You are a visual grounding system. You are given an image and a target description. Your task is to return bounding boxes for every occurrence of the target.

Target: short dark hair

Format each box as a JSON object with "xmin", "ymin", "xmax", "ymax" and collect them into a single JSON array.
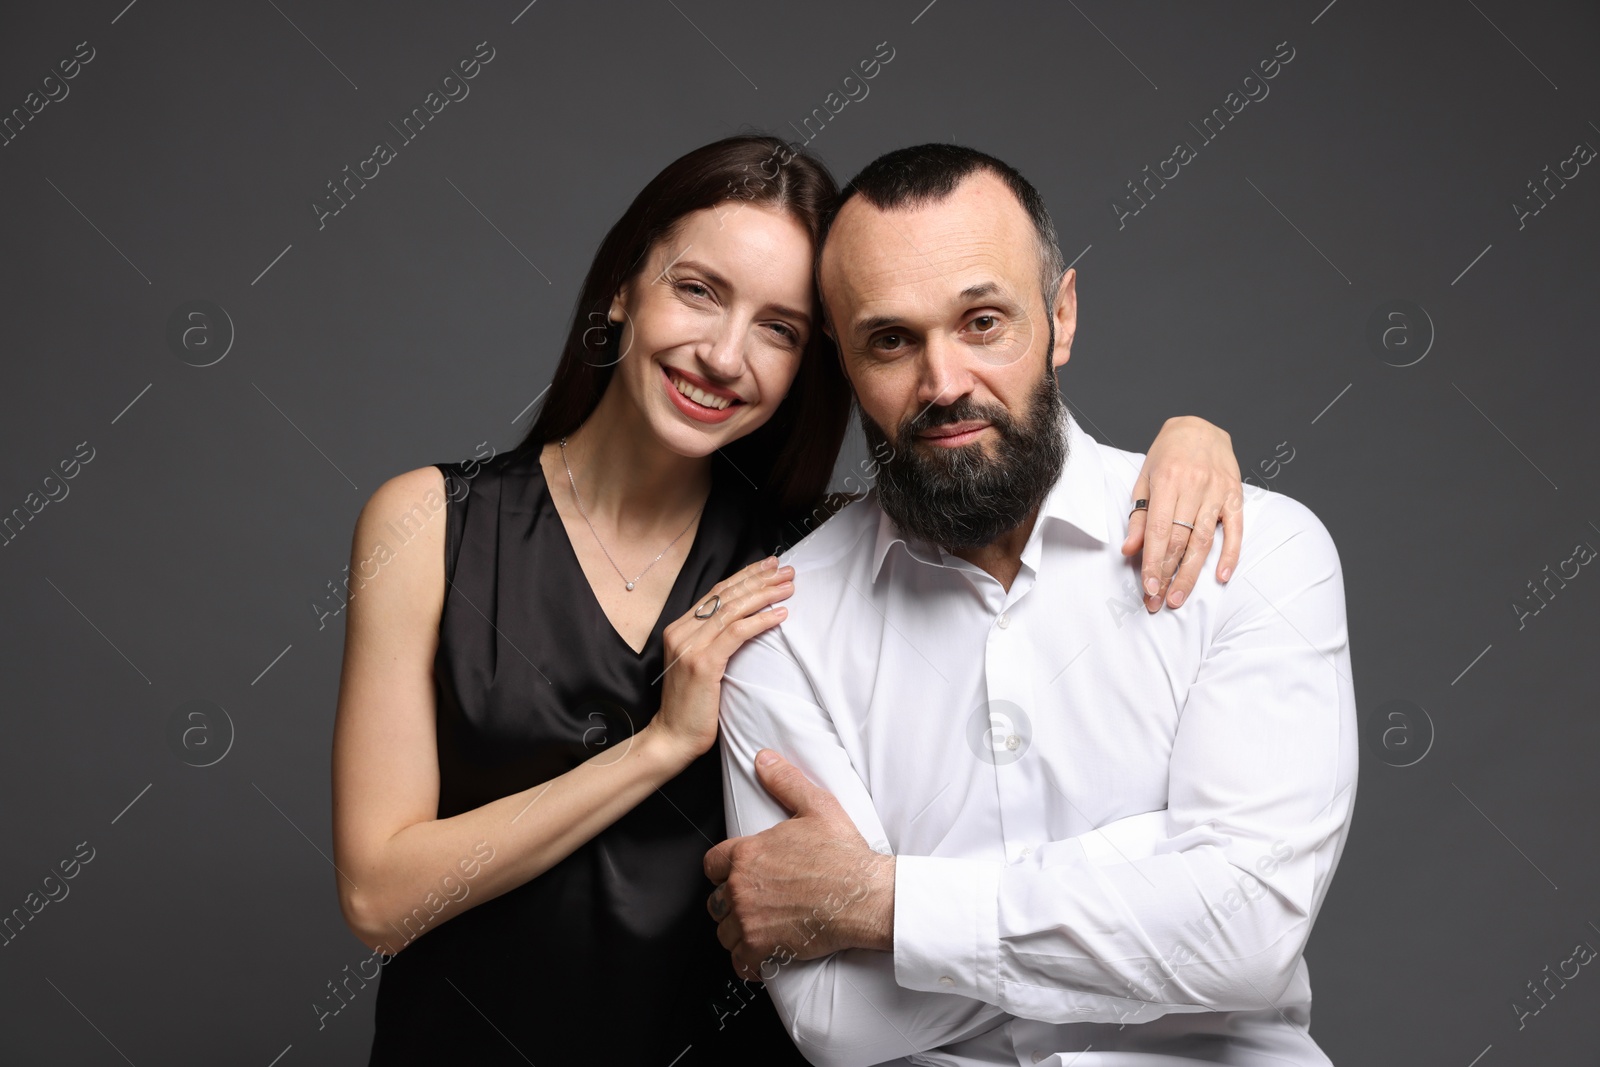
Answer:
[{"xmin": 817, "ymin": 143, "xmax": 1066, "ymax": 314}]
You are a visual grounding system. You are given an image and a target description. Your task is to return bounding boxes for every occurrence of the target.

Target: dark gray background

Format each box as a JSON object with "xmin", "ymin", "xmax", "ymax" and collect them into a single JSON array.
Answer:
[{"xmin": 2, "ymin": 0, "xmax": 1597, "ymax": 1063}]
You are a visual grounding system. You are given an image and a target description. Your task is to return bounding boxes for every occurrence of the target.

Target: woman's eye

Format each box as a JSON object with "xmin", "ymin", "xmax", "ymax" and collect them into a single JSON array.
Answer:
[
  {"xmin": 767, "ymin": 322, "xmax": 798, "ymax": 343},
  {"xmin": 678, "ymin": 281, "xmax": 712, "ymax": 299}
]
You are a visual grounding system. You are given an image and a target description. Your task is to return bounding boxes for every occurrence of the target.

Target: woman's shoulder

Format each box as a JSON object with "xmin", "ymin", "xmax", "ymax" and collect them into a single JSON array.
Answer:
[
  {"xmin": 431, "ymin": 444, "xmax": 540, "ymax": 498},
  {"xmin": 363, "ymin": 464, "xmax": 449, "ymax": 516},
  {"xmin": 356, "ymin": 445, "xmax": 533, "ymax": 533}
]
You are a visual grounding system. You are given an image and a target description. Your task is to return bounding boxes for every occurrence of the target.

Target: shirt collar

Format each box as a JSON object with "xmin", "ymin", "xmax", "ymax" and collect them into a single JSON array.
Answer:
[{"xmin": 870, "ymin": 405, "xmax": 1111, "ymax": 582}]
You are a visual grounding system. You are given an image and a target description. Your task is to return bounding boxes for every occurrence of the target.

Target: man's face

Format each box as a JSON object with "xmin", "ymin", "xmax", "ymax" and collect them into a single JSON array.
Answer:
[{"xmin": 818, "ymin": 170, "xmax": 1078, "ymax": 549}]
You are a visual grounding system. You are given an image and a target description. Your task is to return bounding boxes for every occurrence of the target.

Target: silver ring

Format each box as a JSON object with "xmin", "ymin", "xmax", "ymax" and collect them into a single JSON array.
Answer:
[
  {"xmin": 1129, "ymin": 499, "xmax": 1148, "ymax": 519},
  {"xmin": 1171, "ymin": 520, "xmax": 1196, "ymax": 531},
  {"xmin": 694, "ymin": 594, "xmax": 721, "ymax": 620}
]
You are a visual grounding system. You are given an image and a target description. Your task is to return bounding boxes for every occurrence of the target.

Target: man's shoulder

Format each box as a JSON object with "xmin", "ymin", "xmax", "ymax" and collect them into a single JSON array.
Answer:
[
  {"xmin": 723, "ymin": 489, "xmax": 884, "ymax": 676},
  {"xmin": 776, "ymin": 488, "xmax": 884, "ymax": 576},
  {"xmin": 1229, "ymin": 483, "xmax": 1342, "ymax": 585}
]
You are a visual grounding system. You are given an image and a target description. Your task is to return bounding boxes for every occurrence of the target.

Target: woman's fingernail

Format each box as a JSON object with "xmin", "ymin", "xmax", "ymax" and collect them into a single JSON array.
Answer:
[
  {"xmin": 1219, "ymin": 566, "xmax": 1232, "ymax": 582},
  {"xmin": 1145, "ymin": 577, "xmax": 1159, "ymax": 597},
  {"xmin": 1170, "ymin": 588, "xmax": 1185, "ymax": 606}
]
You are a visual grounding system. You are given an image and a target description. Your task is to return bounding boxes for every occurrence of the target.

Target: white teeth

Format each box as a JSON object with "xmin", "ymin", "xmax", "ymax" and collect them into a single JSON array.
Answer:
[{"xmin": 669, "ymin": 371, "xmax": 734, "ymax": 410}]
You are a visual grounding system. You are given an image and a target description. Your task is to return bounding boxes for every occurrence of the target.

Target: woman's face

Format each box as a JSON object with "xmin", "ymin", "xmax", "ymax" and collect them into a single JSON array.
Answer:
[{"xmin": 606, "ymin": 201, "xmax": 815, "ymax": 458}]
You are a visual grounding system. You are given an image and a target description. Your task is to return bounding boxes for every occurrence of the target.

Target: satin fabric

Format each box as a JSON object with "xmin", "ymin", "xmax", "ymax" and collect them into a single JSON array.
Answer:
[{"xmin": 366, "ymin": 446, "xmax": 807, "ymax": 1065}]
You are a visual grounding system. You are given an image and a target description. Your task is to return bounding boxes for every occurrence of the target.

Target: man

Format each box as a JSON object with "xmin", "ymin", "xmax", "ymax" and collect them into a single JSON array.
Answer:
[{"xmin": 703, "ymin": 144, "xmax": 1357, "ymax": 1067}]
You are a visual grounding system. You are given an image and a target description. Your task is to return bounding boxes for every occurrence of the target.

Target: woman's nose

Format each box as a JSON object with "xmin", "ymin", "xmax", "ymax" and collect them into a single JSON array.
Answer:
[{"xmin": 699, "ymin": 325, "xmax": 746, "ymax": 379}]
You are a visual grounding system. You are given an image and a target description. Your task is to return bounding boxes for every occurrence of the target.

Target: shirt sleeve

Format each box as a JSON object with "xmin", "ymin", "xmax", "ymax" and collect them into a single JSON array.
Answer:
[
  {"xmin": 719, "ymin": 629, "xmax": 1010, "ymax": 1067},
  {"xmin": 719, "ymin": 631, "xmax": 1189, "ymax": 1066},
  {"xmin": 892, "ymin": 497, "xmax": 1360, "ymax": 1027}
]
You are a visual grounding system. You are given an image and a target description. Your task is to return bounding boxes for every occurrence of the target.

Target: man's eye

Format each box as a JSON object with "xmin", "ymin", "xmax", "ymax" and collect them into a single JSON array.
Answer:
[
  {"xmin": 971, "ymin": 315, "xmax": 1000, "ymax": 333},
  {"xmin": 874, "ymin": 333, "xmax": 904, "ymax": 351}
]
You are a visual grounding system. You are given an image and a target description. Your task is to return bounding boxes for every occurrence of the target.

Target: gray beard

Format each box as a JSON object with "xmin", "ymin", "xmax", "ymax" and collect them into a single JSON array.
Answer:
[{"xmin": 861, "ymin": 370, "xmax": 1068, "ymax": 552}]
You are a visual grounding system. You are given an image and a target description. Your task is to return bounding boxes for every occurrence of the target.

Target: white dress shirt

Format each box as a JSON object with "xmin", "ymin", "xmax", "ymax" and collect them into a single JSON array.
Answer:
[{"xmin": 717, "ymin": 407, "xmax": 1358, "ymax": 1067}]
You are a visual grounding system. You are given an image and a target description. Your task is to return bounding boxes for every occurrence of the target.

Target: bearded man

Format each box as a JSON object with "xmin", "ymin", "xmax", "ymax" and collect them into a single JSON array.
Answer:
[{"xmin": 703, "ymin": 143, "xmax": 1357, "ymax": 1067}]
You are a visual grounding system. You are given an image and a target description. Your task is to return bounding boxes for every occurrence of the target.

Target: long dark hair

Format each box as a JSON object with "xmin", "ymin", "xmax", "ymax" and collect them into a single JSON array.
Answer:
[{"xmin": 509, "ymin": 135, "xmax": 851, "ymax": 523}]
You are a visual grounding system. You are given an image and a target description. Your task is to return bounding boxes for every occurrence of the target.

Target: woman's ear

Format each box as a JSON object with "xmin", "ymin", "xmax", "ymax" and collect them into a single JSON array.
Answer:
[{"xmin": 608, "ymin": 285, "xmax": 629, "ymax": 323}]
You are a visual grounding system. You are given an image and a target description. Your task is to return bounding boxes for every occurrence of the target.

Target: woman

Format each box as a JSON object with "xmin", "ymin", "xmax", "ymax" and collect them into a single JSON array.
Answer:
[{"xmin": 331, "ymin": 135, "xmax": 1244, "ymax": 1065}]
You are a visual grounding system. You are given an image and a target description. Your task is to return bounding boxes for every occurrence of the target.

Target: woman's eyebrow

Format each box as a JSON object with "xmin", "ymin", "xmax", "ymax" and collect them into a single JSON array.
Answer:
[
  {"xmin": 667, "ymin": 258, "xmax": 808, "ymax": 323},
  {"xmin": 768, "ymin": 301, "xmax": 811, "ymax": 324},
  {"xmin": 656, "ymin": 257, "xmax": 724, "ymax": 285}
]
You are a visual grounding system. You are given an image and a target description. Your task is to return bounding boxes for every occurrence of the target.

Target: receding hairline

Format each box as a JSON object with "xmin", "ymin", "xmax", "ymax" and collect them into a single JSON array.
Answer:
[{"xmin": 817, "ymin": 168, "xmax": 1059, "ymax": 322}]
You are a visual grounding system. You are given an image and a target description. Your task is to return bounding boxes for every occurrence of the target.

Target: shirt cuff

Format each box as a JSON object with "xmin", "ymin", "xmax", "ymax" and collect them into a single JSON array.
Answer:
[{"xmin": 892, "ymin": 854, "xmax": 1003, "ymax": 1003}]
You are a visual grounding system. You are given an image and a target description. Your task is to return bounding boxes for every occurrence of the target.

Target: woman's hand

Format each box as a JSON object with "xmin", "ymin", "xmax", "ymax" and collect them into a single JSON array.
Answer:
[
  {"xmin": 651, "ymin": 556, "xmax": 795, "ymax": 766},
  {"xmin": 1123, "ymin": 416, "xmax": 1244, "ymax": 612}
]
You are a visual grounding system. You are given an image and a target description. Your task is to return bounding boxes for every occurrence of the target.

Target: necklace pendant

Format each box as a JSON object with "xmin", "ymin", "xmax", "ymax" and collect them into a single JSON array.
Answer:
[{"xmin": 625, "ymin": 581, "xmax": 635, "ymax": 591}]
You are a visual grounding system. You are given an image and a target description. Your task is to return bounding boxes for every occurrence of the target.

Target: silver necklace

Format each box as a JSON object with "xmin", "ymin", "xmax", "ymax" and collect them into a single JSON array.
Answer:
[{"xmin": 558, "ymin": 437, "xmax": 704, "ymax": 591}]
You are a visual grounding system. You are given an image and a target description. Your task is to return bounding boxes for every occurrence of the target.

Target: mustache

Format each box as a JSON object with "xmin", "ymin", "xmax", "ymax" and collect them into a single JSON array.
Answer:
[{"xmin": 901, "ymin": 397, "xmax": 1013, "ymax": 438}]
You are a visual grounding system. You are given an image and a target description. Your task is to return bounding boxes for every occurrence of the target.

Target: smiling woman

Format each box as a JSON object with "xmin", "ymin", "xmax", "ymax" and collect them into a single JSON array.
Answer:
[{"xmin": 602, "ymin": 210, "xmax": 816, "ymax": 442}]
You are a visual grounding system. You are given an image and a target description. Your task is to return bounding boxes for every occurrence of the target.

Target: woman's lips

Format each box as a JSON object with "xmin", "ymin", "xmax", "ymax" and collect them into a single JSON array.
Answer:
[{"xmin": 661, "ymin": 365, "xmax": 742, "ymax": 424}]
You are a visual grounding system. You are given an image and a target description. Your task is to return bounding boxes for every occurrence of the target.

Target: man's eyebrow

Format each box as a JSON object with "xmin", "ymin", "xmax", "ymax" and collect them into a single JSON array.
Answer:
[
  {"xmin": 851, "ymin": 313, "xmax": 903, "ymax": 341},
  {"xmin": 850, "ymin": 282, "xmax": 1014, "ymax": 341}
]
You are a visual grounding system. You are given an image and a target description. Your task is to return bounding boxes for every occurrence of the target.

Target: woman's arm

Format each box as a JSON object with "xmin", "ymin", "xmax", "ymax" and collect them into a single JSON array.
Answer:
[
  {"xmin": 1122, "ymin": 415, "xmax": 1244, "ymax": 612},
  {"xmin": 329, "ymin": 466, "xmax": 789, "ymax": 954}
]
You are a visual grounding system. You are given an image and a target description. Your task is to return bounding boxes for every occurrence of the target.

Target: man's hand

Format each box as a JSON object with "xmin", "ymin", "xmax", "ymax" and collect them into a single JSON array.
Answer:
[{"xmin": 703, "ymin": 749, "xmax": 895, "ymax": 981}]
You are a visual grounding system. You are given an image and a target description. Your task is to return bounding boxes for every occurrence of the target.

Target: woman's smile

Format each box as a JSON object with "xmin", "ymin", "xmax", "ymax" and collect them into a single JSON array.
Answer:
[{"xmin": 661, "ymin": 363, "xmax": 747, "ymax": 423}]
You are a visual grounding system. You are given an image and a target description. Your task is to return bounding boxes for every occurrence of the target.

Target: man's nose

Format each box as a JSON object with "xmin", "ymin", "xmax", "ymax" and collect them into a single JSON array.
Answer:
[{"xmin": 916, "ymin": 332, "xmax": 972, "ymax": 408}]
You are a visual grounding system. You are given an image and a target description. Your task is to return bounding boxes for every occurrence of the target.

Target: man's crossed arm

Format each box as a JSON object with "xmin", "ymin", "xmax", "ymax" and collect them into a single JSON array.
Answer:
[{"xmin": 705, "ymin": 503, "xmax": 1357, "ymax": 1067}]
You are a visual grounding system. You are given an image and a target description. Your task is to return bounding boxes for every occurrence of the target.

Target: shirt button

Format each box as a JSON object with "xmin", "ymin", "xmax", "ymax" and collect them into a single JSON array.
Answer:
[
  {"xmin": 938, "ymin": 975, "xmax": 955, "ymax": 988},
  {"xmin": 997, "ymin": 613, "xmax": 1011, "ymax": 629},
  {"xmin": 1031, "ymin": 1052, "xmax": 1047, "ymax": 1064},
  {"xmin": 1020, "ymin": 846, "xmax": 1033, "ymax": 858},
  {"xmin": 1005, "ymin": 734, "xmax": 1021, "ymax": 751}
]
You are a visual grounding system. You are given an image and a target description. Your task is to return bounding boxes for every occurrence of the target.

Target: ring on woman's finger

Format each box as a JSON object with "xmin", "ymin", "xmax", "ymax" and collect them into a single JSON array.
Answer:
[
  {"xmin": 1171, "ymin": 520, "xmax": 1195, "ymax": 531},
  {"xmin": 694, "ymin": 594, "xmax": 721, "ymax": 620}
]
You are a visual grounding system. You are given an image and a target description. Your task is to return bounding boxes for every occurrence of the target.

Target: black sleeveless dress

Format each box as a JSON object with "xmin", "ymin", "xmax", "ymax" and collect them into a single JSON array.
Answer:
[{"xmin": 366, "ymin": 446, "xmax": 810, "ymax": 1065}]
